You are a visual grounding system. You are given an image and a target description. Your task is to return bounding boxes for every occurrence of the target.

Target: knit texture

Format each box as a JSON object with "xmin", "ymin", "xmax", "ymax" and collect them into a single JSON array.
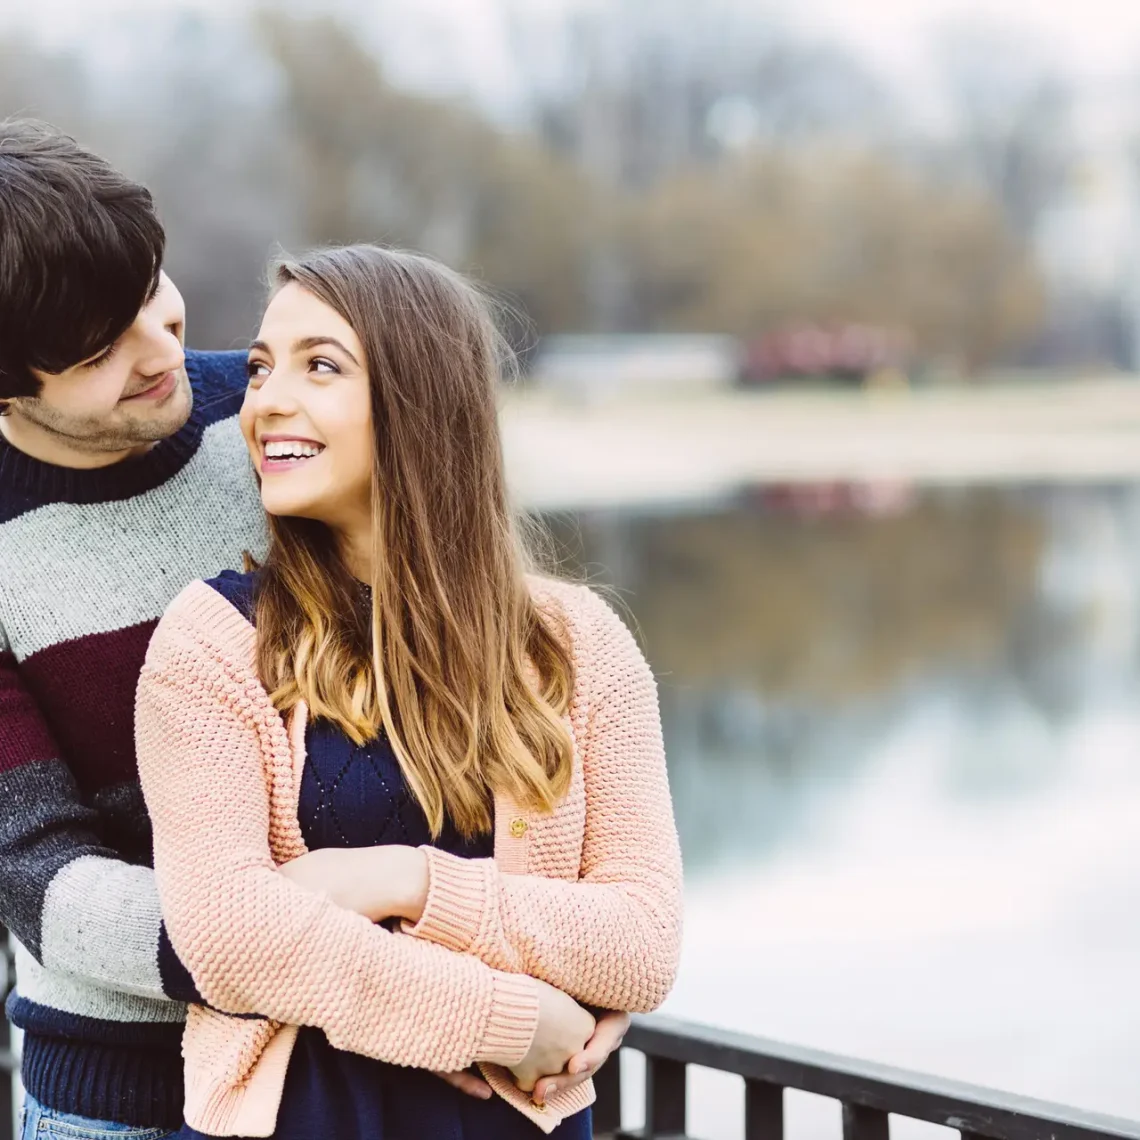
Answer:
[
  {"xmin": 135, "ymin": 576, "xmax": 683, "ymax": 1137},
  {"xmin": 0, "ymin": 351, "xmax": 268, "ymax": 1128}
]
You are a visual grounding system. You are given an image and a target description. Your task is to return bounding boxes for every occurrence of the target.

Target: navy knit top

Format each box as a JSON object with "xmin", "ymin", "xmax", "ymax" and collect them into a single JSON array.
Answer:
[{"xmin": 177, "ymin": 571, "xmax": 591, "ymax": 1140}]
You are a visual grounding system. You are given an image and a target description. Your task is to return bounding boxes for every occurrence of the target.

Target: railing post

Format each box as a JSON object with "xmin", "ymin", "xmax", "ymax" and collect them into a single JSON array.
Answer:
[
  {"xmin": 745, "ymin": 1080, "xmax": 784, "ymax": 1140},
  {"xmin": 0, "ymin": 1001, "xmax": 10, "ymax": 1140},
  {"xmin": 593, "ymin": 1051, "xmax": 622, "ymax": 1137},
  {"xmin": 645, "ymin": 1055, "xmax": 687, "ymax": 1138},
  {"xmin": 1, "ymin": 930, "xmax": 13, "ymax": 1140},
  {"xmin": 843, "ymin": 1104, "xmax": 889, "ymax": 1140}
]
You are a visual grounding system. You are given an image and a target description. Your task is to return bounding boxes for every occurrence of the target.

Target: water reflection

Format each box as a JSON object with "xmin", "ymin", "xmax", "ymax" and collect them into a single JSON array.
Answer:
[{"xmin": 546, "ymin": 485, "xmax": 1140, "ymax": 1136}]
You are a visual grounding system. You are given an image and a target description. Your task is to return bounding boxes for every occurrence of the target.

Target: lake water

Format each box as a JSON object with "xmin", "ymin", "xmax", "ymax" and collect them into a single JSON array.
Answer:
[{"xmin": 548, "ymin": 484, "xmax": 1140, "ymax": 1138}]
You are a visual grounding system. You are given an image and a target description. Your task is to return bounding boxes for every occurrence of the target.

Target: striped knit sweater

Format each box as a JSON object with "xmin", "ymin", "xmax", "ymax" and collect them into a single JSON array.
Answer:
[{"xmin": 0, "ymin": 351, "xmax": 268, "ymax": 1129}]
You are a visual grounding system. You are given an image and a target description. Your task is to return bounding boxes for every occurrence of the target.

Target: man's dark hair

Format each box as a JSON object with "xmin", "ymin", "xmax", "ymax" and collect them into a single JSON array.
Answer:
[{"xmin": 0, "ymin": 119, "xmax": 165, "ymax": 400}]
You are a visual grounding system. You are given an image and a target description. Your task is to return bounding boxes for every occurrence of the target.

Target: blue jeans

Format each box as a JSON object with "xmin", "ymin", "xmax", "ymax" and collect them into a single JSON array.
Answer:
[{"xmin": 20, "ymin": 1096, "xmax": 174, "ymax": 1140}]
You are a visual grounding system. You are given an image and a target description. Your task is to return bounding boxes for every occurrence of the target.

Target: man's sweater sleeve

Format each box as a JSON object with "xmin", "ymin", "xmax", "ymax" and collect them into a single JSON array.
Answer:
[{"xmin": 0, "ymin": 625, "xmax": 199, "ymax": 1003}]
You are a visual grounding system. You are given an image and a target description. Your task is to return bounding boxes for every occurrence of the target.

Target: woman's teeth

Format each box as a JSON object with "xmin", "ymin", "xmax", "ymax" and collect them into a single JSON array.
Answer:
[{"xmin": 264, "ymin": 441, "xmax": 324, "ymax": 460}]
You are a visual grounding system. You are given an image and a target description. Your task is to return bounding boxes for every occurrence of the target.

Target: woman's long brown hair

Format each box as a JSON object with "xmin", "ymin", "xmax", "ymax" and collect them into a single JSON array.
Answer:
[{"xmin": 253, "ymin": 245, "xmax": 575, "ymax": 837}]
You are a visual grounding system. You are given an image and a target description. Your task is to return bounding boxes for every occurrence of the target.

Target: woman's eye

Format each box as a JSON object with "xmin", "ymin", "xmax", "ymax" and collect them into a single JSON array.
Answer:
[
  {"xmin": 311, "ymin": 357, "xmax": 339, "ymax": 375},
  {"xmin": 246, "ymin": 360, "xmax": 270, "ymax": 381}
]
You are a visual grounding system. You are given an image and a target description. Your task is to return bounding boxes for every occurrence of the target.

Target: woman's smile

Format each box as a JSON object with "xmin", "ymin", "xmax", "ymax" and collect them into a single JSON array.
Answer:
[{"xmin": 259, "ymin": 434, "xmax": 327, "ymax": 475}]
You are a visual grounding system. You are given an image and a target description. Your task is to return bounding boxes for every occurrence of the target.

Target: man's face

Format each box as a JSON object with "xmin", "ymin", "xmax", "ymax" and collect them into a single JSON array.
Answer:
[{"xmin": 8, "ymin": 272, "xmax": 192, "ymax": 455}]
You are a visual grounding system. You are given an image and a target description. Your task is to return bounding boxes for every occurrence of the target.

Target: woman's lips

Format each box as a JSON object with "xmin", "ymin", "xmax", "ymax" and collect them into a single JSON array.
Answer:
[
  {"xmin": 259, "ymin": 455, "xmax": 322, "ymax": 475},
  {"xmin": 259, "ymin": 448, "xmax": 325, "ymax": 476}
]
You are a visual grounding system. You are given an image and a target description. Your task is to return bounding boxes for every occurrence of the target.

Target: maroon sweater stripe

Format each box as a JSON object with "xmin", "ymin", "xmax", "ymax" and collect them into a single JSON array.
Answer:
[
  {"xmin": 0, "ymin": 652, "xmax": 61, "ymax": 773},
  {"xmin": 18, "ymin": 621, "xmax": 159, "ymax": 795}
]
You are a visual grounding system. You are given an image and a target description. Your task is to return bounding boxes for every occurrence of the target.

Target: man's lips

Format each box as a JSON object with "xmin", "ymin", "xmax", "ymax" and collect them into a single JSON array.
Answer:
[{"xmin": 122, "ymin": 371, "xmax": 178, "ymax": 402}]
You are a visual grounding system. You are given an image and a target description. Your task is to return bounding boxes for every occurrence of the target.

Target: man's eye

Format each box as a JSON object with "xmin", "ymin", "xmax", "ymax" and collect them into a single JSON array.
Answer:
[{"xmin": 83, "ymin": 342, "xmax": 120, "ymax": 371}]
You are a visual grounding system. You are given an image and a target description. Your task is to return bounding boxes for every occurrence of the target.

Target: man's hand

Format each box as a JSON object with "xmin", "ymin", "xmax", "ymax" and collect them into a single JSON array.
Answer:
[{"xmin": 532, "ymin": 1009, "xmax": 630, "ymax": 1105}]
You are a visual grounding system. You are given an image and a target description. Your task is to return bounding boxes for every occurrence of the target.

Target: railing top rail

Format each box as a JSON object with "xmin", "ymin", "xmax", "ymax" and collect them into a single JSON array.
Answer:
[{"xmin": 627, "ymin": 1016, "xmax": 1140, "ymax": 1140}]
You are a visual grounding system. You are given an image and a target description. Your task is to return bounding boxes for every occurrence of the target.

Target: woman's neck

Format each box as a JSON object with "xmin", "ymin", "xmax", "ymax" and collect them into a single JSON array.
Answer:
[{"xmin": 336, "ymin": 524, "xmax": 373, "ymax": 585}]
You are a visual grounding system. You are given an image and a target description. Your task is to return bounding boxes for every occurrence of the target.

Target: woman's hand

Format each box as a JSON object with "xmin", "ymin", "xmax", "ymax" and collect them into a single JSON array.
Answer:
[
  {"xmin": 532, "ymin": 1009, "xmax": 630, "ymax": 1105},
  {"xmin": 278, "ymin": 846, "xmax": 429, "ymax": 924},
  {"xmin": 433, "ymin": 1069, "xmax": 494, "ymax": 1101},
  {"xmin": 432, "ymin": 1010, "xmax": 630, "ymax": 1104},
  {"xmin": 509, "ymin": 979, "xmax": 596, "ymax": 1093}
]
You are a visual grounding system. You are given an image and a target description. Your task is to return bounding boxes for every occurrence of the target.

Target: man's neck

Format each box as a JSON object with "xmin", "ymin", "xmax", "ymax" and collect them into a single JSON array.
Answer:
[{"xmin": 0, "ymin": 412, "xmax": 154, "ymax": 470}]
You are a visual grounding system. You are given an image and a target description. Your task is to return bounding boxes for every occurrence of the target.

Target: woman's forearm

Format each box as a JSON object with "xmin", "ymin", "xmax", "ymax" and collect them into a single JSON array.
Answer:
[{"xmin": 277, "ymin": 845, "xmax": 429, "ymax": 923}]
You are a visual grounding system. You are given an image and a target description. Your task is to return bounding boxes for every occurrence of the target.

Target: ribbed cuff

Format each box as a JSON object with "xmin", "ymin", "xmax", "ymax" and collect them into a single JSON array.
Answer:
[
  {"xmin": 403, "ymin": 847, "xmax": 492, "ymax": 953},
  {"xmin": 475, "ymin": 971, "xmax": 540, "ymax": 1066}
]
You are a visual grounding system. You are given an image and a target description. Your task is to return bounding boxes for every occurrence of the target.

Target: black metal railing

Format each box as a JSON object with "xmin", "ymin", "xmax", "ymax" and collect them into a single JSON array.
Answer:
[
  {"xmin": 0, "ymin": 970, "xmax": 1138, "ymax": 1140},
  {"xmin": 594, "ymin": 1015, "xmax": 1140, "ymax": 1140},
  {"xmin": 0, "ymin": 935, "xmax": 14, "ymax": 1140}
]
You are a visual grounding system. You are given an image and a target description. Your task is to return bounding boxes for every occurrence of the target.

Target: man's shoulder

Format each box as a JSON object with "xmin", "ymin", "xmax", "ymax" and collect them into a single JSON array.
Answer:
[{"xmin": 186, "ymin": 350, "xmax": 248, "ymax": 427}]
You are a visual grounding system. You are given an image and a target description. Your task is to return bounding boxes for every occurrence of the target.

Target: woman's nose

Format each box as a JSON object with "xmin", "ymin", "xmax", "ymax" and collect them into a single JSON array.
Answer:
[{"xmin": 247, "ymin": 370, "xmax": 301, "ymax": 418}]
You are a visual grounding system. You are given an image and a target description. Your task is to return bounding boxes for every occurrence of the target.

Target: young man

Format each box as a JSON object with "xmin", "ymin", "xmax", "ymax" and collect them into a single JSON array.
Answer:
[{"xmin": 0, "ymin": 119, "xmax": 626, "ymax": 1139}]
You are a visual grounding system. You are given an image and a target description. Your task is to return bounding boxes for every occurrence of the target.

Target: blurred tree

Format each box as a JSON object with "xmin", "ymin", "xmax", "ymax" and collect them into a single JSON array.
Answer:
[
  {"xmin": 0, "ymin": 10, "xmax": 1047, "ymax": 369},
  {"xmin": 98, "ymin": 12, "xmax": 294, "ymax": 350},
  {"xmin": 0, "ymin": 17, "xmax": 296, "ymax": 349},
  {"xmin": 502, "ymin": 0, "xmax": 891, "ymax": 189},
  {"xmin": 258, "ymin": 10, "xmax": 599, "ymax": 334},
  {"xmin": 620, "ymin": 148, "xmax": 1044, "ymax": 370},
  {"xmin": 931, "ymin": 22, "xmax": 1076, "ymax": 240}
]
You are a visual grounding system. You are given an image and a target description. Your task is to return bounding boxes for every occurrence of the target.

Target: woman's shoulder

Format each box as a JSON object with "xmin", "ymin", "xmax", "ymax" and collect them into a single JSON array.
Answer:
[
  {"xmin": 146, "ymin": 571, "xmax": 260, "ymax": 673},
  {"xmin": 528, "ymin": 578, "xmax": 656, "ymax": 720},
  {"xmin": 528, "ymin": 574, "xmax": 595, "ymax": 622},
  {"xmin": 527, "ymin": 575, "xmax": 638, "ymax": 654},
  {"xmin": 202, "ymin": 568, "xmax": 260, "ymax": 624}
]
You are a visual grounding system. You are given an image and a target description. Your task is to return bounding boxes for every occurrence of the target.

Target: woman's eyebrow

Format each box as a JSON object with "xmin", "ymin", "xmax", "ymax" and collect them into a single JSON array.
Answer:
[
  {"xmin": 293, "ymin": 336, "xmax": 361, "ymax": 367},
  {"xmin": 247, "ymin": 337, "xmax": 361, "ymax": 368}
]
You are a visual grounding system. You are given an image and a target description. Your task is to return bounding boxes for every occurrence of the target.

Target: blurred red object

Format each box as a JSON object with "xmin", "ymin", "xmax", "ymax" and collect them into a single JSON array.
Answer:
[{"xmin": 740, "ymin": 323, "xmax": 913, "ymax": 386}]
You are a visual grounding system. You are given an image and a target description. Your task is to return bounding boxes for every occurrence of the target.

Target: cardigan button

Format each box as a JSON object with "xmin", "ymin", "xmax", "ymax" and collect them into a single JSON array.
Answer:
[{"xmin": 509, "ymin": 817, "xmax": 528, "ymax": 838}]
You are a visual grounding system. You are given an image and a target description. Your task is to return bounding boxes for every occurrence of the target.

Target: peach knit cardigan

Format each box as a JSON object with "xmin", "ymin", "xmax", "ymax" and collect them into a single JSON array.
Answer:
[{"xmin": 135, "ymin": 576, "xmax": 683, "ymax": 1137}]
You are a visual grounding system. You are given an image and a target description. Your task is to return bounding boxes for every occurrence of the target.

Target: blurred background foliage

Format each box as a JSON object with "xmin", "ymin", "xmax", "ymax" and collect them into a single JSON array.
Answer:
[{"xmin": 0, "ymin": 1, "xmax": 1082, "ymax": 372}]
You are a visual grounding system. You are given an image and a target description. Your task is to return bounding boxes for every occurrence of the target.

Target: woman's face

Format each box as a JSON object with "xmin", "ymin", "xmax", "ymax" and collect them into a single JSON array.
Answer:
[{"xmin": 242, "ymin": 283, "xmax": 373, "ymax": 532}]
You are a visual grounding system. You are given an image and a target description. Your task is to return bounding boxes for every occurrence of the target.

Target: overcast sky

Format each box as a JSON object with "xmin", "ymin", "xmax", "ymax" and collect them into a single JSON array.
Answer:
[{"xmin": 4, "ymin": 0, "xmax": 1140, "ymax": 118}]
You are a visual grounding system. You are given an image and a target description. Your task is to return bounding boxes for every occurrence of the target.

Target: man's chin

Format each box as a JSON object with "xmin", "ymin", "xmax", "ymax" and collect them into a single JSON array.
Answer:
[{"xmin": 127, "ymin": 371, "xmax": 193, "ymax": 441}]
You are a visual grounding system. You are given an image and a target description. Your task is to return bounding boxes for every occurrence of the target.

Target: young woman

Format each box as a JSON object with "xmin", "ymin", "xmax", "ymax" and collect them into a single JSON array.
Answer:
[{"xmin": 135, "ymin": 245, "xmax": 683, "ymax": 1139}]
